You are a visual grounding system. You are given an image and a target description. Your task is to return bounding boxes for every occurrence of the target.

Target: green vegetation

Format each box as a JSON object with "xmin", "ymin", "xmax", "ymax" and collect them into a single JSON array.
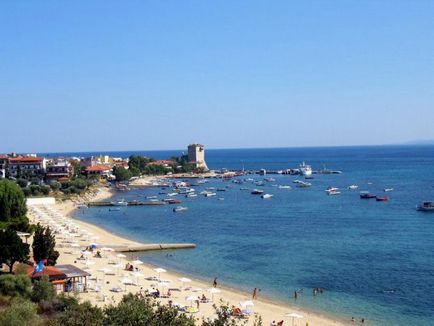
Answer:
[
  {"xmin": 0, "ymin": 180, "xmax": 30, "ymax": 231},
  {"xmin": 32, "ymin": 224, "xmax": 59, "ymax": 266},
  {"xmin": 0, "ymin": 274, "xmax": 263, "ymax": 326},
  {"xmin": 0, "ymin": 229, "xmax": 30, "ymax": 272},
  {"xmin": 112, "ymin": 166, "xmax": 132, "ymax": 181},
  {"xmin": 60, "ymin": 177, "xmax": 94, "ymax": 195}
]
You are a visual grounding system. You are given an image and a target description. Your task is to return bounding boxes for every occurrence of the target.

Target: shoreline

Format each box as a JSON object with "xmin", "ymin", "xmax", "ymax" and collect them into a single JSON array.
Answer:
[{"xmin": 32, "ymin": 184, "xmax": 348, "ymax": 326}]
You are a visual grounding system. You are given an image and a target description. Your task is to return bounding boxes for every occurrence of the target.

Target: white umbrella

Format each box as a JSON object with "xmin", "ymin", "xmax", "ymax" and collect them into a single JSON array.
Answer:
[
  {"xmin": 70, "ymin": 243, "xmax": 80, "ymax": 248},
  {"xmin": 116, "ymin": 253, "xmax": 127, "ymax": 258},
  {"xmin": 207, "ymin": 288, "xmax": 221, "ymax": 301},
  {"xmin": 98, "ymin": 268, "xmax": 112, "ymax": 274},
  {"xmin": 240, "ymin": 300, "xmax": 254, "ymax": 307},
  {"xmin": 185, "ymin": 295, "xmax": 198, "ymax": 307},
  {"xmin": 131, "ymin": 271, "xmax": 144, "ymax": 284},
  {"xmin": 154, "ymin": 268, "xmax": 167, "ymax": 279},
  {"xmin": 120, "ymin": 277, "xmax": 134, "ymax": 291},
  {"xmin": 285, "ymin": 313, "xmax": 303, "ymax": 326},
  {"xmin": 132, "ymin": 259, "xmax": 144, "ymax": 265},
  {"xmin": 113, "ymin": 263, "xmax": 124, "ymax": 276},
  {"xmin": 179, "ymin": 277, "xmax": 192, "ymax": 289}
]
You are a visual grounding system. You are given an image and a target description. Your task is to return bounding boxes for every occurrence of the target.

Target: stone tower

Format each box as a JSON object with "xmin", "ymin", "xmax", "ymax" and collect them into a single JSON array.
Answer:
[{"xmin": 187, "ymin": 144, "xmax": 209, "ymax": 171}]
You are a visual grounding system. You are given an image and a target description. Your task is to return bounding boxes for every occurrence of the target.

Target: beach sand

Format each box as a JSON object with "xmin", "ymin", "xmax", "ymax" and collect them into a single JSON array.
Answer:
[{"xmin": 28, "ymin": 187, "xmax": 347, "ymax": 326}]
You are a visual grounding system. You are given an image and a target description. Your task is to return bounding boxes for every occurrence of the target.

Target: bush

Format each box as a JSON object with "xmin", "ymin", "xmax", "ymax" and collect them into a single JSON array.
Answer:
[
  {"xmin": 40, "ymin": 186, "xmax": 51, "ymax": 195},
  {"xmin": 53, "ymin": 300, "xmax": 104, "ymax": 326},
  {"xmin": 31, "ymin": 275, "xmax": 55, "ymax": 302},
  {"xmin": 22, "ymin": 187, "xmax": 31, "ymax": 197},
  {"xmin": 0, "ymin": 274, "xmax": 31, "ymax": 298},
  {"xmin": 0, "ymin": 298, "xmax": 38, "ymax": 326},
  {"xmin": 17, "ymin": 179, "xmax": 29, "ymax": 188}
]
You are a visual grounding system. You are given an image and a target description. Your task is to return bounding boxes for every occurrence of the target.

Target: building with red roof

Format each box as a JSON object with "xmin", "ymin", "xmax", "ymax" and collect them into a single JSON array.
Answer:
[{"xmin": 8, "ymin": 156, "xmax": 46, "ymax": 177}]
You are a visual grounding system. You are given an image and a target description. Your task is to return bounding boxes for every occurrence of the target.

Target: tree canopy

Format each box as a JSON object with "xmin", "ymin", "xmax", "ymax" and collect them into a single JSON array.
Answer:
[
  {"xmin": 0, "ymin": 180, "xmax": 29, "ymax": 230},
  {"xmin": 32, "ymin": 223, "xmax": 59, "ymax": 266},
  {"xmin": 0, "ymin": 229, "xmax": 30, "ymax": 272}
]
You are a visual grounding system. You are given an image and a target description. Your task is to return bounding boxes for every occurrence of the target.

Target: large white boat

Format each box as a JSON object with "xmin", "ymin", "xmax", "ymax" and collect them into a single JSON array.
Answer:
[{"xmin": 299, "ymin": 162, "xmax": 313, "ymax": 176}]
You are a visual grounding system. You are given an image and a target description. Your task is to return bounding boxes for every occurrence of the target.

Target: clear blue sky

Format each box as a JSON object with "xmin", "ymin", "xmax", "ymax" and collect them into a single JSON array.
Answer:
[{"xmin": 1, "ymin": 1, "xmax": 433, "ymax": 153}]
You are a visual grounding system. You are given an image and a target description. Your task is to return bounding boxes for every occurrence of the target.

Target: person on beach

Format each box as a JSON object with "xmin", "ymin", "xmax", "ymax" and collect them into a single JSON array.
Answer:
[
  {"xmin": 277, "ymin": 321, "xmax": 284, "ymax": 326},
  {"xmin": 294, "ymin": 290, "xmax": 298, "ymax": 300},
  {"xmin": 270, "ymin": 321, "xmax": 277, "ymax": 326},
  {"xmin": 213, "ymin": 277, "xmax": 217, "ymax": 288},
  {"xmin": 252, "ymin": 287, "xmax": 258, "ymax": 299}
]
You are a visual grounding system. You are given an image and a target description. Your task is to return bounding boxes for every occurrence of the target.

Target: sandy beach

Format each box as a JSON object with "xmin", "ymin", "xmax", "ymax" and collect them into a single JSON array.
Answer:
[{"xmin": 28, "ymin": 186, "xmax": 347, "ymax": 326}]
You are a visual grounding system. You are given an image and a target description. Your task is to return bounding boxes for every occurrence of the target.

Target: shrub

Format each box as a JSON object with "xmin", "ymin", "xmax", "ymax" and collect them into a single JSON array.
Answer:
[
  {"xmin": 53, "ymin": 300, "xmax": 104, "ymax": 326},
  {"xmin": 0, "ymin": 273, "xmax": 32, "ymax": 298},
  {"xmin": 0, "ymin": 298, "xmax": 38, "ymax": 326},
  {"xmin": 31, "ymin": 275, "xmax": 55, "ymax": 302}
]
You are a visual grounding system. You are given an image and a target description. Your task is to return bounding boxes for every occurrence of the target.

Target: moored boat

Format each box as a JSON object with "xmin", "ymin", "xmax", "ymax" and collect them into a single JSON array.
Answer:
[
  {"xmin": 416, "ymin": 201, "xmax": 434, "ymax": 212},
  {"xmin": 299, "ymin": 161, "xmax": 313, "ymax": 176},
  {"xmin": 251, "ymin": 189, "xmax": 264, "ymax": 195},
  {"xmin": 360, "ymin": 191, "xmax": 376, "ymax": 199},
  {"xmin": 384, "ymin": 188, "xmax": 394, "ymax": 192},
  {"xmin": 111, "ymin": 199, "xmax": 128, "ymax": 206},
  {"xmin": 376, "ymin": 196, "xmax": 389, "ymax": 201},
  {"xmin": 348, "ymin": 185, "xmax": 359, "ymax": 190},
  {"xmin": 173, "ymin": 206, "xmax": 188, "ymax": 212},
  {"xmin": 261, "ymin": 194, "xmax": 273, "ymax": 199}
]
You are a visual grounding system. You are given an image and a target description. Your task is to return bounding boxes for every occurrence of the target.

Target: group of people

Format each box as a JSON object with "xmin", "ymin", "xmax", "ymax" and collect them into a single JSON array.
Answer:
[
  {"xmin": 351, "ymin": 317, "xmax": 365, "ymax": 323},
  {"xmin": 269, "ymin": 321, "xmax": 284, "ymax": 326},
  {"xmin": 125, "ymin": 263, "xmax": 138, "ymax": 272}
]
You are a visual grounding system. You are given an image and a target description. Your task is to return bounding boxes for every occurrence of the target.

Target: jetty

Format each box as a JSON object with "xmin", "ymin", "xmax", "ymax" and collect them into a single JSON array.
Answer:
[
  {"xmin": 86, "ymin": 201, "xmax": 166, "ymax": 207},
  {"xmin": 112, "ymin": 243, "xmax": 196, "ymax": 253}
]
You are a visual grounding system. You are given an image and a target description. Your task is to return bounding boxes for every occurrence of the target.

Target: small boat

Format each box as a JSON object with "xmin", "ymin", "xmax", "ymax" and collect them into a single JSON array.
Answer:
[
  {"xmin": 255, "ymin": 181, "xmax": 265, "ymax": 186},
  {"xmin": 165, "ymin": 199, "xmax": 182, "ymax": 204},
  {"xmin": 173, "ymin": 206, "xmax": 188, "ymax": 212},
  {"xmin": 384, "ymin": 188, "xmax": 394, "ymax": 192},
  {"xmin": 76, "ymin": 204, "xmax": 88, "ymax": 209},
  {"xmin": 218, "ymin": 197, "xmax": 225, "ymax": 201},
  {"xmin": 167, "ymin": 193, "xmax": 178, "ymax": 197},
  {"xmin": 297, "ymin": 181, "xmax": 312, "ymax": 188},
  {"xmin": 264, "ymin": 178, "xmax": 276, "ymax": 182},
  {"xmin": 158, "ymin": 192, "xmax": 167, "ymax": 195},
  {"xmin": 328, "ymin": 191, "xmax": 341, "ymax": 195},
  {"xmin": 185, "ymin": 193, "xmax": 197, "ymax": 198},
  {"xmin": 261, "ymin": 194, "xmax": 273, "ymax": 199},
  {"xmin": 325, "ymin": 187, "xmax": 339, "ymax": 193},
  {"xmin": 251, "ymin": 189, "xmax": 264, "ymax": 195},
  {"xmin": 278, "ymin": 185, "xmax": 291, "ymax": 189},
  {"xmin": 376, "ymin": 196, "xmax": 389, "ymax": 202},
  {"xmin": 204, "ymin": 192, "xmax": 216, "ymax": 197},
  {"xmin": 293, "ymin": 179, "xmax": 303, "ymax": 184},
  {"xmin": 109, "ymin": 208, "xmax": 121, "ymax": 211},
  {"xmin": 146, "ymin": 196, "xmax": 158, "ymax": 199},
  {"xmin": 240, "ymin": 187, "xmax": 249, "ymax": 191},
  {"xmin": 416, "ymin": 201, "xmax": 434, "ymax": 212},
  {"xmin": 111, "ymin": 199, "xmax": 128, "ymax": 206},
  {"xmin": 348, "ymin": 185, "xmax": 359, "ymax": 190},
  {"xmin": 216, "ymin": 188, "xmax": 226, "ymax": 192},
  {"xmin": 360, "ymin": 191, "xmax": 376, "ymax": 199}
]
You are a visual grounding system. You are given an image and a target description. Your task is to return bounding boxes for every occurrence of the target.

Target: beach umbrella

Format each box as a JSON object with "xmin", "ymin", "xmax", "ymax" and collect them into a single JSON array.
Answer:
[
  {"xmin": 285, "ymin": 313, "xmax": 303, "ymax": 326},
  {"xmin": 113, "ymin": 263, "xmax": 124, "ymax": 275},
  {"xmin": 240, "ymin": 300, "xmax": 254, "ymax": 307},
  {"xmin": 70, "ymin": 243, "xmax": 80, "ymax": 248},
  {"xmin": 132, "ymin": 259, "xmax": 144, "ymax": 265},
  {"xmin": 154, "ymin": 268, "xmax": 166, "ymax": 279},
  {"xmin": 98, "ymin": 268, "xmax": 112, "ymax": 274},
  {"xmin": 101, "ymin": 247, "xmax": 114, "ymax": 252},
  {"xmin": 185, "ymin": 295, "xmax": 198, "ymax": 307},
  {"xmin": 116, "ymin": 253, "xmax": 127, "ymax": 258},
  {"xmin": 207, "ymin": 288, "xmax": 221, "ymax": 301},
  {"xmin": 120, "ymin": 277, "xmax": 133, "ymax": 291},
  {"xmin": 178, "ymin": 277, "xmax": 191, "ymax": 289},
  {"xmin": 131, "ymin": 271, "xmax": 144, "ymax": 284}
]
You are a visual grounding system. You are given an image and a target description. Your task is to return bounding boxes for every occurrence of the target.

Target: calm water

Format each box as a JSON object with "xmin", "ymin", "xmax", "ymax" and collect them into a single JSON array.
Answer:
[{"xmin": 71, "ymin": 146, "xmax": 434, "ymax": 326}]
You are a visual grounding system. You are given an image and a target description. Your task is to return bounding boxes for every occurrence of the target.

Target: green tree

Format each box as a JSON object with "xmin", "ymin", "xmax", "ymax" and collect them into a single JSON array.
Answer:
[
  {"xmin": 32, "ymin": 223, "xmax": 59, "ymax": 266},
  {"xmin": 112, "ymin": 167, "xmax": 132, "ymax": 181},
  {"xmin": 0, "ymin": 229, "xmax": 30, "ymax": 272},
  {"xmin": 0, "ymin": 298, "xmax": 38, "ymax": 326},
  {"xmin": 201, "ymin": 301, "xmax": 248, "ymax": 326},
  {"xmin": 31, "ymin": 275, "xmax": 55, "ymax": 302},
  {"xmin": 0, "ymin": 180, "xmax": 28, "ymax": 230}
]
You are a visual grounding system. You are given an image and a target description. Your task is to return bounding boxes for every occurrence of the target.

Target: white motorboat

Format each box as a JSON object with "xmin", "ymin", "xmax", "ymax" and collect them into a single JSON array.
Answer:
[
  {"xmin": 384, "ymin": 188, "xmax": 394, "ymax": 192},
  {"xmin": 261, "ymin": 194, "xmax": 274, "ymax": 199},
  {"xmin": 204, "ymin": 192, "xmax": 216, "ymax": 197},
  {"xmin": 348, "ymin": 185, "xmax": 359, "ymax": 190},
  {"xmin": 278, "ymin": 185, "xmax": 291, "ymax": 189},
  {"xmin": 325, "ymin": 187, "xmax": 339, "ymax": 193},
  {"xmin": 297, "ymin": 181, "xmax": 312, "ymax": 188},
  {"xmin": 173, "ymin": 206, "xmax": 188, "ymax": 212},
  {"xmin": 167, "ymin": 193, "xmax": 178, "ymax": 197}
]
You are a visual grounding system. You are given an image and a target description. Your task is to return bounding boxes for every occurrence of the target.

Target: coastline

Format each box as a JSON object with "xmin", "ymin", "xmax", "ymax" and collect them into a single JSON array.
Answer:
[{"xmin": 34, "ymin": 184, "xmax": 348, "ymax": 326}]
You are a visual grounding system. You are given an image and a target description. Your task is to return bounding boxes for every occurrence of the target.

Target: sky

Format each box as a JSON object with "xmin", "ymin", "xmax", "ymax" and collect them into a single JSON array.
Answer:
[{"xmin": 1, "ymin": 0, "xmax": 433, "ymax": 153}]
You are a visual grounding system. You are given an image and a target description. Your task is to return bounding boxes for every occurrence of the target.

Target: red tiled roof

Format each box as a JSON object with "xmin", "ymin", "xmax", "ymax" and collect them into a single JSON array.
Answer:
[
  {"xmin": 0, "ymin": 154, "xmax": 8, "ymax": 159},
  {"xmin": 9, "ymin": 156, "xmax": 44, "ymax": 163},
  {"xmin": 85, "ymin": 164, "xmax": 112, "ymax": 172},
  {"xmin": 25, "ymin": 265, "xmax": 67, "ymax": 281}
]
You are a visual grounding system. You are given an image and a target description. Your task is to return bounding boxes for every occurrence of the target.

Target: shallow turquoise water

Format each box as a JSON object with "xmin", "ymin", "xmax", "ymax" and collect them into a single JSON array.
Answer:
[{"xmin": 73, "ymin": 146, "xmax": 434, "ymax": 325}]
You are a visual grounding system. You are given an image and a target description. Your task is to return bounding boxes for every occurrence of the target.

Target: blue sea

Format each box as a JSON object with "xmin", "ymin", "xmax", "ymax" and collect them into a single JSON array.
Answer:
[{"xmin": 65, "ymin": 146, "xmax": 434, "ymax": 326}]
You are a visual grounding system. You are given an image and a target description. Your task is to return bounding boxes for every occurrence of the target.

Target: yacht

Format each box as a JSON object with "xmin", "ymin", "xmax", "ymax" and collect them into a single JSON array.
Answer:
[
  {"xmin": 348, "ymin": 185, "xmax": 359, "ymax": 190},
  {"xmin": 416, "ymin": 201, "xmax": 434, "ymax": 212},
  {"xmin": 384, "ymin": 188, "xmax": 394, "ymax": 192},
  {"xmin": 299, "ymin": 162, "xmax": 313, "ymax": 176},
  {"xmin": 325, "ymin": 187, "xmax": 340, "ymax": 195},
  {"xmin": 261, "ymin": 194, "xmax": 273, "ymax": 199}
]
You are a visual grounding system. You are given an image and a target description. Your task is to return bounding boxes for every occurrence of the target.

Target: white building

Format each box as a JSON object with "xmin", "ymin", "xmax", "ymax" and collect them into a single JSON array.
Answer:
[{"xmin": 187, "ymin": 144, "xmax": 209, "ymax": 171}]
